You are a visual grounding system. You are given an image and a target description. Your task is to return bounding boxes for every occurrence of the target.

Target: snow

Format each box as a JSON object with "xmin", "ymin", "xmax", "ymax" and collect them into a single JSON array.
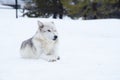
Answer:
[
  {"xmin": 0, "ymin": 0, "xmax": 23, "ymax": 5},
  {"xmin": 0, "ymin": 5, "xmax": 120, "ymax": 80}
]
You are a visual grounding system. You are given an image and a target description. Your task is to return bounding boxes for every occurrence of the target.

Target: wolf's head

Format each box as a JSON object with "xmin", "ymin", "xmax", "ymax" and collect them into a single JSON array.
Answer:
[{"xmin": 37, "ymin": 21, "xmax": 58, "ymax": 41}]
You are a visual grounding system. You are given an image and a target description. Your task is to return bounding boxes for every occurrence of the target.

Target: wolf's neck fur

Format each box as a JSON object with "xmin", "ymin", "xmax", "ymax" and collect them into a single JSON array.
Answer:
[{"xmin": 33, "ymin": 31, "xmax": 57, "ymax": 53}]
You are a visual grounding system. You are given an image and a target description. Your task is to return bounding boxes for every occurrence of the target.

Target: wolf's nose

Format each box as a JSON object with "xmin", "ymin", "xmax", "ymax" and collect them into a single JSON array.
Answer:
[{"xmin": 53, "ymin": 35, "xmax": 58, "ymax": 40}]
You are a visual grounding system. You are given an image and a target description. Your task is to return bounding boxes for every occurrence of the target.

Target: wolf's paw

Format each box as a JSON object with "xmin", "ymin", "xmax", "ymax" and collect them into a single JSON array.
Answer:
[
  {"xmin": 48, "ymin": 59, "xmax": 57, "ymax": 62},
  {"xmin": 57, "ymin": 56, "xmax": 60, "ymax": 60},
  {"xmin": 48, "ymin": 56, "xmax": 60, "ymax": 62}
]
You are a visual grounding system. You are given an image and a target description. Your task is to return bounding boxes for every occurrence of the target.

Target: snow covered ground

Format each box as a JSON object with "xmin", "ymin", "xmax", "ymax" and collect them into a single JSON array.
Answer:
[{"xmin": 0, "ymin": 5, "xmax": 120, "ymax": 80}]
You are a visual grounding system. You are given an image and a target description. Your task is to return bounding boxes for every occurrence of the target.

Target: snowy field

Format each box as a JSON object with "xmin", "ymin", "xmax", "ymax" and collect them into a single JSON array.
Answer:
[{"xmin": 0, "ymin": 5, "xmax": 120, "ymax": 80}]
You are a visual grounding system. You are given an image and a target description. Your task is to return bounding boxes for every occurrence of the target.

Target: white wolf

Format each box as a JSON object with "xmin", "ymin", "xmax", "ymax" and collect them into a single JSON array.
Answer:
[{"xmin": 20, "ymin": 21, "xmax": 60, "ymax": 62}]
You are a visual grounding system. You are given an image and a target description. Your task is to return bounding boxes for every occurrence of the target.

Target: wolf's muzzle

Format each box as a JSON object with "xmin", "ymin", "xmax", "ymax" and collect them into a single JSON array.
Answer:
[{"xmin": 53, "ymin": 35, "xmax": 58, "ymax": 40}]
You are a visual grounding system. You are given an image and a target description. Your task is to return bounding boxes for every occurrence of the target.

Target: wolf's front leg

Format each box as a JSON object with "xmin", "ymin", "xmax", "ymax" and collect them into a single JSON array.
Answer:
[
  {"xmin": 39, "ymin": 54, "xmax": 55, "ymax": 62},
  {"xmin": 50, "ymin": 49, "xmax": 60, "ymax": 61},
  {"xmin": 40, "ymin": 51, "xmax": 60, "ymax": 62}
]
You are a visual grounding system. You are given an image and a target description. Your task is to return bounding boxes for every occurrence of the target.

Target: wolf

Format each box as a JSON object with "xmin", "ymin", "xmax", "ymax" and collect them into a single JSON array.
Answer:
[{"xmin": 20, "ymin": 21, "xmax": 60, "ymax": 62}]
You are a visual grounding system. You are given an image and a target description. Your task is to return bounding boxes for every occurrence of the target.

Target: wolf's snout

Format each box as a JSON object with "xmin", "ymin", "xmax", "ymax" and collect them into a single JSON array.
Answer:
[{"xmin": 53, "ymin": 35, "xmax": 58, "ymax": 40}]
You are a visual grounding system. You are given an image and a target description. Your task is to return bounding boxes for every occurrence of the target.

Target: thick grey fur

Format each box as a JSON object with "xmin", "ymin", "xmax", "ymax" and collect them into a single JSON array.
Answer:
[{"xmin": 20, "ymin": 38, "xmax": 33, "ymax": 49}]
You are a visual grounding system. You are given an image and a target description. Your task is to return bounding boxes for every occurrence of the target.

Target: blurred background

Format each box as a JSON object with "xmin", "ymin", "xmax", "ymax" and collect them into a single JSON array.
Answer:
[{"xmin": 0, "ymin": 0, "xmax": 120, "ymax": 19}]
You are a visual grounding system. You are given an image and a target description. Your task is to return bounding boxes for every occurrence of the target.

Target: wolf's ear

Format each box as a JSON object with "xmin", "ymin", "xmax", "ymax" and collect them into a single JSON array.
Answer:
[{"xmin": 37, "ymin": 21, "xmax": 44, "ymax": 29}]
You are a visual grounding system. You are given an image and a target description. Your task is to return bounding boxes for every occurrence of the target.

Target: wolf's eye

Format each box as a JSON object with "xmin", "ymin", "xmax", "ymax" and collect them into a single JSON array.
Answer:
[{"xmin": 48, "ymin": 30, "xmax": 51, "ymax": 32}]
